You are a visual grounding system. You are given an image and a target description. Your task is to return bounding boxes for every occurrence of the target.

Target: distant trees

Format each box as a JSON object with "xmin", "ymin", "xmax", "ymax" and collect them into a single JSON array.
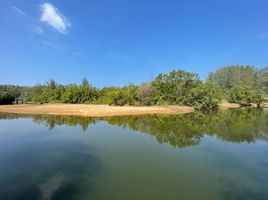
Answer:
[
  {"xmin": 0, "ymin": 92, "xmax": 14, "ymax": 105},
  {"xmin": 208, "ymin": 65, "xmax": 267, "ymax": 106},
  {"xmin": 150, "ymin": 70, "xmax": 222, "ymax": 110},
  {"xmin": 0, "ymin": 85, "xmax": 22, "ymax": 98},
  {"xmin": 255, "ymin": 67, "xmax": 268, "ymax": 95},
  {"xmin": 207, "ymin": 65, "xmax": 256, "ymax": 90},
  {"xmin": 1, "ymin": 65, "xmax": 267, "ymax": 109},
  {"xmin": 227, "ymin": 86, "xmax": 263, "ymax": 107},
  {"xmin": 98, "ymin": 85, "xmax": 138, "ymax": 106}
]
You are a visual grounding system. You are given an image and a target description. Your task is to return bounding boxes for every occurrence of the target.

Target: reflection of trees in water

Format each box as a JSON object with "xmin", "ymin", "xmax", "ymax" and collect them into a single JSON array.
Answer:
[
  {"xmin": 0, "ymin": 109, "xmax": 268, "ymax": 147},
  {"xmin": 0, "ymin": 113, "xmax": 98, "ymax": 132},
  {"xmin": 104, "ymin": 109, "xmax": 268, "ymax": 147},
  {"xmin": 32, "ymin": 115, "xmax": 97, "ymax": 131},
  {"xmin": 105, "ymin": 112, "xmax": 221, "ymax": 147}
]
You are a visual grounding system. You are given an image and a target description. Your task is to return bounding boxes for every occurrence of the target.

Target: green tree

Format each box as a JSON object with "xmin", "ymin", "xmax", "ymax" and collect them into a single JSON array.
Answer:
[
  {"xmin": 227, "ymin": 85, "xmax": 263, "ymax": 106},
  {"xmin": 207, "ymin": 65, "xmax": 256, "ymax": 90},
  {"xmin": 0, "ymin": 91, "xmax": 15, "ymax": 105},
  {"xmin": 79, "ymin": 78, "xmax": 98, "ymax": 103},
  {"xmin": 255, "ymin": 67, "xmax": 268, "ymax": 95},
  {"xmin": 61, "ymin": 84, "xmax": 81, "ymax": 103},
  {"xmin": 186, "ymin": 82, "xmax": 222, "ymax": 110},
  {"xmin": 137, "ymin": 83, "xmax": 154, "ymax": 105},
  {"xmin": 152, "ymin": 70, "xmax": 200, "ymax": 105}
]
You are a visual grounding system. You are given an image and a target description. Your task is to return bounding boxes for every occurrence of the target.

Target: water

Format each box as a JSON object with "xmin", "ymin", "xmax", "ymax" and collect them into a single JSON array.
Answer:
[{"xmin": 0, "ymin": 109, "xmax": 268, "ymax": 200}]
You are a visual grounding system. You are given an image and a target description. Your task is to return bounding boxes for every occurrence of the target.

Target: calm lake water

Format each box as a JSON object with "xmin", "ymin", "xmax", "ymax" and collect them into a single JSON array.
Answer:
[{"xmin": 0, "ymin": 109, "xmax": 268, "ymax": 200}]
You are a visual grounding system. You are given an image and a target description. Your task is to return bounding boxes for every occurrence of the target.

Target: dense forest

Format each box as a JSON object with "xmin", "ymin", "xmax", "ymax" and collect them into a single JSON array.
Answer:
[{"xmin": 0, "ymin": 65, "xmax": 267, "ymax": 110}]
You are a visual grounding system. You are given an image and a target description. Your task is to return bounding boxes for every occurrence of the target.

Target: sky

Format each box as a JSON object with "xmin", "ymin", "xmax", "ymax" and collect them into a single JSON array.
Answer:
[{"xmin": 0, "ymin": 0, "xmax": 267, "ymax": 87}]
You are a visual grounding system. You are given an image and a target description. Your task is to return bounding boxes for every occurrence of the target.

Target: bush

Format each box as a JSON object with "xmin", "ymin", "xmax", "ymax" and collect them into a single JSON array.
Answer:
[
  {"xmin": 0, "ymin": 92, "xmax": 15, "ymax": 105},
  {"xmin": 106, "ymin": 85, "xmax": 138, "ymax": 106},
  {"xmin": 137, "ymin": 83, "xmax": 154, "ymax": 105},
  {"xmin": 227, "ymin": 85, "xmax": 264, "ymax": 106},
  {"xmin": 186, "ymin": 82, "xmax": 222, "ymax": 110}
]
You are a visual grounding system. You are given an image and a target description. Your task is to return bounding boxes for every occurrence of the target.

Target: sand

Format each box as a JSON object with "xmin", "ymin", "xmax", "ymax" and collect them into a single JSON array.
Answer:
[
  {"xmin": 0, "ymin": 102, "xmax": 244, "ymax": 117},
  {"xmin": 0, "ymin": 104, "xmax": 195, "ymax": 117}
]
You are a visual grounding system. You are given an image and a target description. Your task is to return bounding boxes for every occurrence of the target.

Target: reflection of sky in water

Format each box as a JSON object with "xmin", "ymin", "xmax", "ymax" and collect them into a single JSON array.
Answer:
[
  {"xmin": 0, "ymin": 121, "xmax": 101, "ymax": 200},
  {"xmin": 38, "ymin": 172, "xmax": 65, "ymax": 200},
  {"xmin": 0, "ymin": 109, "xmax": 268, "ymax": 200}
]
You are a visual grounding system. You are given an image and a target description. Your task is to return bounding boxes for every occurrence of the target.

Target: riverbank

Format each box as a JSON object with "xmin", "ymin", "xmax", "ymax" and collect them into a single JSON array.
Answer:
[
  {"xmin": 0, "ymin": 104, "xmax": 196, "ymax": 117},
  {"xmin": 0, "ymin": 103, "xmax": 246, "ymax": 117}
]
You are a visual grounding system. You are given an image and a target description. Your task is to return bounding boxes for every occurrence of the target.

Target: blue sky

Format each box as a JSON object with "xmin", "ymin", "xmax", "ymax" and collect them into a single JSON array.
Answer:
[{"xmin": 0, "ymin": 0, "xmax": 267, "ymax": 87}]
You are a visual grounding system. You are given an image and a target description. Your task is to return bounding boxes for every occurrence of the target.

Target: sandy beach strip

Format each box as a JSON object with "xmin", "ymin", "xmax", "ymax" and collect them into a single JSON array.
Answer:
[{"xmin": 0, "ymin": 104, "xmax": 195, "ymax": 117}]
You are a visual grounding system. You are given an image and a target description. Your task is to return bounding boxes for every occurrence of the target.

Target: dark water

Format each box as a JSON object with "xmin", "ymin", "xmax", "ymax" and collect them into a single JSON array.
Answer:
[{"xmin": 0, "ymin": 109, "xmax": 268, "ymax": 200}]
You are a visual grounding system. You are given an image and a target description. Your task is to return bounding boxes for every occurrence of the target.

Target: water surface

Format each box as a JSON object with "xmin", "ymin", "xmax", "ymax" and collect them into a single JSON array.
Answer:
[{"xmin": 0, "ymin": 109, "xmax": 268, "ymax": 200}]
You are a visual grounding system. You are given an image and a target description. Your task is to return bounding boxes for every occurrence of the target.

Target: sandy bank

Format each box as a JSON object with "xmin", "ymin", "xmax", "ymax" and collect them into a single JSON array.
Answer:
[
  {"xmin": 0, "ymin": 102, "xmax": 244, "ymax": 117},
  {"xmin": 218, "ymin": 103, "xmax": 241, "ymax": 109},
  {"xmin": 0, "ymin": 104, "xmax": 195, "ymax": 117}
]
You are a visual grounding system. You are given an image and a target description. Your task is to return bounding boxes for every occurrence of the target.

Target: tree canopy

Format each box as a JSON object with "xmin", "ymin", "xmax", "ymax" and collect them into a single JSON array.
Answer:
[{"xmin": 1, "ymin": 66, "xmax": 267, "ymax": 109}]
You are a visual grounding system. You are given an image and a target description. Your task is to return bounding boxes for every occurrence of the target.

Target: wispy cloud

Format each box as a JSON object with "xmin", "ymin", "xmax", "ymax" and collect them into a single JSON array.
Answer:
[
  {"xmin": 40, "ymin": 2, "xmax": 71, "ymax": 34},
  {"xmin": 12, "ymin": 6, "xmax": 26, "ymax": 16},
  {"xmin": 30, "ymin": 25, "xmax": 44, "ymax": 34}
]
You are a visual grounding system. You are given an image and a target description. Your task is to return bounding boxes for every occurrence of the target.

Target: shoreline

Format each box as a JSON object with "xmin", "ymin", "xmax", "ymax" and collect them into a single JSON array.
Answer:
[
  {"xmin": 0, "ymin": 104, "xmax": 195, "ymax": 117},
  {"xmin": 0, "ymin": 103, "xmax": 245, "ymax": 117}
]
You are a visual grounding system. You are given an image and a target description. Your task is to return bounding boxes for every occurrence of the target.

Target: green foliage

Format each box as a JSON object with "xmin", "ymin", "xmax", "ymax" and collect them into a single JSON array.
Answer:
[
  {"xmin": 207, "ymin": 65, "xmax": 256, "ymax": 90},
  {"xmin": 0, "ymin": 91, "xmax": 15, "ymax": 105},
  {"xmin": 79, "ymin": 78, "xmax": 99, "ymax": 103},
  {"xmin": 137, "ymin": 83, "xmax": 154, "ymax": 105},
  {"xmin": 61, "ymin": 84, "xmax": 81, "ymax": 103},
  {"xmin": 151, "ymin": 70, "xmax": 200, "ymax": 105},
  {"xmin": 227, "ymin": 85, "xmax": 264, "ymax": 106},
  {"xmin": 255, "ymin": 66, "xmax": 268, "ymax": 95},
  {"xmin": 186, "ymin": 82, "xmax": 222, "ymax": 110},
  {"xmin": 208, "ymin": 65, "xmax": 267, "ymax": 106},
  {"xmin": 104, "ymin": 85, "xmax": 138, "ymax": 106},
  {"xmin": 32, "ymin": 80, "xmax": 64, "ymax": 103},
  {"xmin": 2, "ymin": 66, "xmax": 267, "ymax": 110},
  {"xmin": 149, "ymin": 70, "xmax": 222, "ymax": 110}
]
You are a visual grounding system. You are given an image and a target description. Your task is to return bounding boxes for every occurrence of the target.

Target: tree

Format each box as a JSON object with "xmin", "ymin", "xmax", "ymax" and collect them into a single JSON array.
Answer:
[
  {"xmin": 0, "ymin": 92, "xmax": 14, "ymax": 105},
  {"xmin": 207, "ymin": 65, "xmax": 256, "ymax": 90},
  {"xmin": 79, "ymin": 78, "xmax": 98, "ymax": 103},
  {"xmin": 255, "ymin": 67, "xmax": 268, "ymax": 95},
  {"xmin": 186, "ymin": 82, "xmax": 222, "ymax": 110},
  {"xmin": 137, "ymin": 83, "xmax": 154, "ymax": 105},
  {"xmin": 61, "ymin": 84, "xmax": 81, "ymax": 103},
  {"xmin": 227, "ymin": 85, "xmax": 264, "ymax": 106},
  {"xmin": 152, "ymin": 70, "xmax": 200, "ymax": 105}
]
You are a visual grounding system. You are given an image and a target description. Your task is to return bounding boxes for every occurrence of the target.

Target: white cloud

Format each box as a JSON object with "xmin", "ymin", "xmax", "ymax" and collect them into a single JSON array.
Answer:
[
  {"xmin": 12, "ymin": 6, "xmax": 26, "ymax": 16},
  {"xmin": 40, "ymin": 3, "xmax": 71, "ymax": 34},
  {"xmin": 30, "ymin": 25, "xmax": 44, "ymax": 34}
]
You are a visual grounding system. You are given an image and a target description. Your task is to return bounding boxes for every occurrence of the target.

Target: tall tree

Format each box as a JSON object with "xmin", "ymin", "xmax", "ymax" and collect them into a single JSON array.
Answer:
[{"xmin": 207, "ymin": 65, "xmax": 256, "ymax": 90}]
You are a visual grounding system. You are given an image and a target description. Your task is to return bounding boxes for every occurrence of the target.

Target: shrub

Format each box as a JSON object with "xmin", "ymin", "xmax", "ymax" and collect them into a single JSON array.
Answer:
[
  {"xmin": 186, "ymin": 82, "xmax": 222, "ymax": 110},
  {"xmin": 227, "ymin": 85, "xmax": 264, "ymax": 106},
  {"xmin": 137, "ymin": 83, "xmax": 154, "ymax": 105},
  {"xmin": 0, "ymin": 92, "xmax": 15, "ymax": 105}
]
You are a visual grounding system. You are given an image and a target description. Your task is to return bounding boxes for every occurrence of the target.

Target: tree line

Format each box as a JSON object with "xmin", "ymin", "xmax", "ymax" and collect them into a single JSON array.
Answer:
[
  {"xmin": 0, "ymin": 65, "xmax": 267, "ymax": 110},
  {"xmin": 208, "ymin": 65, "xmax": 268, "ymax": 106}
]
